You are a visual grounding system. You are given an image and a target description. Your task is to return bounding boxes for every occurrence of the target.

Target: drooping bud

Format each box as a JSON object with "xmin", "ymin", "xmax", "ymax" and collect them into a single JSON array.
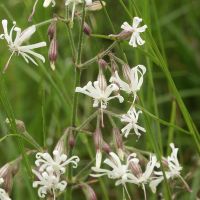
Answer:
[
  {"xmin": 122, "ymin": 64, "xmax": 131, "ymax": 83},
  {"xmin": 93, "ymin": 128, "xmax": 103, "ymax": 168},
  {"xmin": 48, "ymin": 37, "xmax": 58, "ymax": 71},
  {"xmin": 98, "ymin": 58, "xmax": 108, "ymax": 70},
  {"xmin": 83, "ymin": 22, "xmax": 92, "ymax": 36},
  {"xmin": 81, "ymin": 183, "xmax": 97, "ymax": 200},
  {"xmin": 86, "ymin": 1, "xmax": 106, "ymax": 11},
  {"xmin": 47, "ymin": 20, "xmax": 57, "ymax": 41},
  {"xmin": 97, "ymin": 67, "xmax": 107, "ymax": 91},
  {"xmin": 113, "ymin": 128, "xmax": 124, "ymax": 160}
]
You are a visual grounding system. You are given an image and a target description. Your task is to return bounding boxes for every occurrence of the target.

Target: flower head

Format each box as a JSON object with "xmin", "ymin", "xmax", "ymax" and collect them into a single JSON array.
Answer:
[
  {"xmin": 43, "ymin": 0, "xmax": 56, "ymax": 7},
  {"xmin": 32, "ymin": 168, "xmax": 67, "ymax": 199},
  {"xmin": 35, "ymin": 150, "xmax": 80, "ymax": 174},
  {"xmin": 121, "ymin": 107, "xmax": 146, "ymax": 138},
  {"xmin": 75, "ymin": 79, "xmax": 124, "ymax": 109},
  {"xmin": 0, "ymin": 19, "xmax": 46, "ymax": 72},
  {"xmin": 0, "ymin": 178, "xmax": 11, "ymax": 200},
  {"xmin": 110, "ymin": 65, "xmax": 146, "ymax": 102},
  {"xmin": 121, "ymin": 17, "xmax": 147, "ymax": 48}
]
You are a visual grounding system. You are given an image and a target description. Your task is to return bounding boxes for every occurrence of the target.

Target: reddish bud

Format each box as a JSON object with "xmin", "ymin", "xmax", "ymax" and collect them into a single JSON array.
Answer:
[
  {"xmin": 102, "ymin": 141, "xmax": 111, "ymax": 154},
  {"xmin": 98, "ymin": 58, "xmax": 108, "ymax": 70},
  {"xmin": 68, "ymin": 132, "xmax": 75, "ymax": 149},
  {"xmin": 83, "ymin": 22, "xmax": 92, "ymax": 36},
  {"xmin": 47, "ymin": 21, "xmax": 57, "ymax": 41},
  {"xmin": 81, "ymin": 183, "xmax": 97, "ymax": 200},
  {"xmin": 48, "ymin": 37, "xmax": 58, "ymax": 71}
]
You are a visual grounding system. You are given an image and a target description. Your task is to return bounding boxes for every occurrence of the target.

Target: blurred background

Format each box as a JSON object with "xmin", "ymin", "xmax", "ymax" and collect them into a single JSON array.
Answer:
[{"xmin": 0, "ymin": 0, "xmax": 200, "ymax": 199}]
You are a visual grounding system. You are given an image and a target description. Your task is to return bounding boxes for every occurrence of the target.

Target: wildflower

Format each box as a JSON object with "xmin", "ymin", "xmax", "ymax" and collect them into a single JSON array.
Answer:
[
  {"xmin": 121, "ymin": 17, "xmax": 147, "ymax": 47},
  {"xmin": 110, "ymin": 65, "xmax": 146, "ymax": 102},
  {"xmin": 91, "ymin": 152, "xmax": 134, "ymax": 186},
  {"xmin": 75, "ymin": 78, "xmax": 124, "ymax": 109},
  {"xmin": 43, "ymin": 0, "xmax": 56, "ymax": 7},
  {"xmin": 35, "ymin": 150, "xmax": 80, "ymax": 174},
  {"xmin": 32, "ymin": 168, "xmax": 67, "ymax": 199},
  {"xmin": 121, "ymin": 107, "xmax": 146, "ymax": 138},
  {"xmin": 0, "ymin": 178, "xmax": 11, "ymax": 200},
  {"xmin": 149, "ymin": 143, "xmax": 190, "ymax": 193},
  {"xmin": 65, "ymin": 0, "xmax": 83, "ymax": 22},
  {"xmin": 0, "ymin": 19, "xmax": 46, "ymax": 72},
  {"xmin": 127, "ymin": 154, "xmax": 160, "ymax": 200}
]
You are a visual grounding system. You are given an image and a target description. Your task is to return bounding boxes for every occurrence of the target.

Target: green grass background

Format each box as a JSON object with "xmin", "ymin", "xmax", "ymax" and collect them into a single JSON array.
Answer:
[{"xmin": 0, "ymin": 0, "xmax": 200, "ymax": 199}]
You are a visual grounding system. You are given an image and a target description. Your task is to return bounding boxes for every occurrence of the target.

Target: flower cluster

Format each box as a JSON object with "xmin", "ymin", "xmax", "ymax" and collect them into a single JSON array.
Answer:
[{"xmin": 32, "ymin": 150, "xmax": 80, "ymax": 199}]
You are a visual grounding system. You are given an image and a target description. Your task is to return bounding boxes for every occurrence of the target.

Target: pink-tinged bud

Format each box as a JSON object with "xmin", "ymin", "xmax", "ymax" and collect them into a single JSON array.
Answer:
[
  {"xmin": 93, "ymin": 128, "xmax": 103, "ymax": 168},
  {"xmin": 93, "ymin": 128, "xmax": 103, "ymax": 152},
  {"xmin": 68, "ymin": 132, "xmax": 75, "ymax": 149},
  {"xmin": 122, "ymin": 64, "xmax": 131, "ymax": 83},
  {"xmin": 109, "ymin": 54, "xmax": 118, "ymax": 73},
  {"xmin": 102, "ymin": 141, "xmax": 111, "ymax": 154},
  {"xmin": 83, "ymin": 22, "xmax": 92, "ymax": 36},
  {"xmin": 54, "ymin": 135, "xmax": 66, "ymax": 155},
  {"xmin": 81, "ymin": 183, "xmax": 97, "ymax": 200},
  {"xmin": 86, "ymin": 1, "xmax": 106, "ymax": 11},
  {"xmin": 109, "ymin": 30, "xmax": 131, "ymax": 41},
  {"xmin": 128, "ymin": 155, "xmax": 143, "ymax": 178},
  {"xmin": 48, "ymin": 37, "xmax": 58, "ymax": 71},
  {"xmin": 113, "ymin": 128, "xmax": 124, "ymax": 160},
  {"xmin": 98, "ymin": 58, "xmax": 108, "ymax": 70},
  {"xmin": 0, "ymin": 162, "xmax": 19, "ymax": 194},
  {"xmin": 97, "ymin": 68, "xmax": 107, "ymax": 91},
  {"xmin": 47, "ymin": 21, "xmax": 57, "ymax": 41}
]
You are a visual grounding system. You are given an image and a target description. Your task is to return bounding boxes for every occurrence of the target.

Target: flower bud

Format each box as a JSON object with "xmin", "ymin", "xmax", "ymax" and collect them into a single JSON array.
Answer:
[
  {"xmin": 97, "ymin": 68, "xmax": 107, "ymax": 91},
  {"xmin": 0, "ymin": 162, "xmax": 19, "ymax": 194},
  {"xmin": 54, "ymin": 136, "xmax": 66, "ymax": 155},
  {"xmin": 86, "ymin": 1, "xmax": 106, "ymax": 11},
  {"xmin": 98, "ymin": 58, "xmax": 108, "ymax": 70},
  {"xmin": 102, "ymin": 141, "xmax": 111, "ymax": 154},
  {"xmin": 47, "ymin": 21, "xmax": 57, "ymax": 41},
  {"xmin": 128, "ymin": 154, "xmax": 143, "ymax": 178},
  {"xmin": 81, "ymin": 183, "xmax": 97, "ymax": 200},
  {"xmin": 113, "ymin": 128, "xmax": 124, "ymax": 160},
  {"xmin": 83, "ymin": 22, "xmax": 92, "ymax": 36},
  {"xmin": 109, "ymin": 54, "xmax": 118, "ymax": 73},
  {"xmin": 122, "ymin": 64, "xmax": 131, "ymax": 83},
  {"xmin": 93, "ymin": 128, "xmax": 103, "ymax": 168},
  {"xmin": 68, "ymin": 131, "xmax": 75, "ymax": 149},
  {"xmin": 109, "ymin": 30, "xmax": 131, "ymax": 41},
  {"xmin": 5, "ymin": 118, "xmax": 26, "ymax": 133},
  {"xmin": 48, "ymin": 37, "xmax": 58, "ymax": 71}
]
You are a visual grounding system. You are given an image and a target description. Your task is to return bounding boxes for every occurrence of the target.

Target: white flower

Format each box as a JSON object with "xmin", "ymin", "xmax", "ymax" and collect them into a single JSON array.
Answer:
[
  {"xmin": 35, "ymin": 150, "xmax": 80, "ymax": 174},
  {"xmin": 32, "ymin": 168, "xmax": 67, "ymax": 199},
  {"xmin": 75, "ymin": 81, "xmax": 124, "ymax": 109},
  {"xmin": 110, "ymin": 65, "xmax": 146, "ymax": 102},
  {"xmin": 0, "ymin": 19, "xmax": 46, "ymax": 72},
  {"xmin": 43, "ymin": 0, "xmax": 56, "ymax": 7},
  {"xmin": 149, "ymin": 143, "xmax": 183, "ymax": 193},
  {"xmin": 121, "ymin": 17, "xmax": 147, "ymax": 47},
  {"xmin": 0, "ymin": 178, "xmax": 11, "ymax": 200},
  {"xmin": 65, "ymin": 0, "xmax": 83, "ymax": 22},
  {"xmin": 91, "ymin": 152, "xmax": 134, "ymax": 186},
  {"xmin": 121, "ymin": 107, "xmax": 146, "ymax": 138}
]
